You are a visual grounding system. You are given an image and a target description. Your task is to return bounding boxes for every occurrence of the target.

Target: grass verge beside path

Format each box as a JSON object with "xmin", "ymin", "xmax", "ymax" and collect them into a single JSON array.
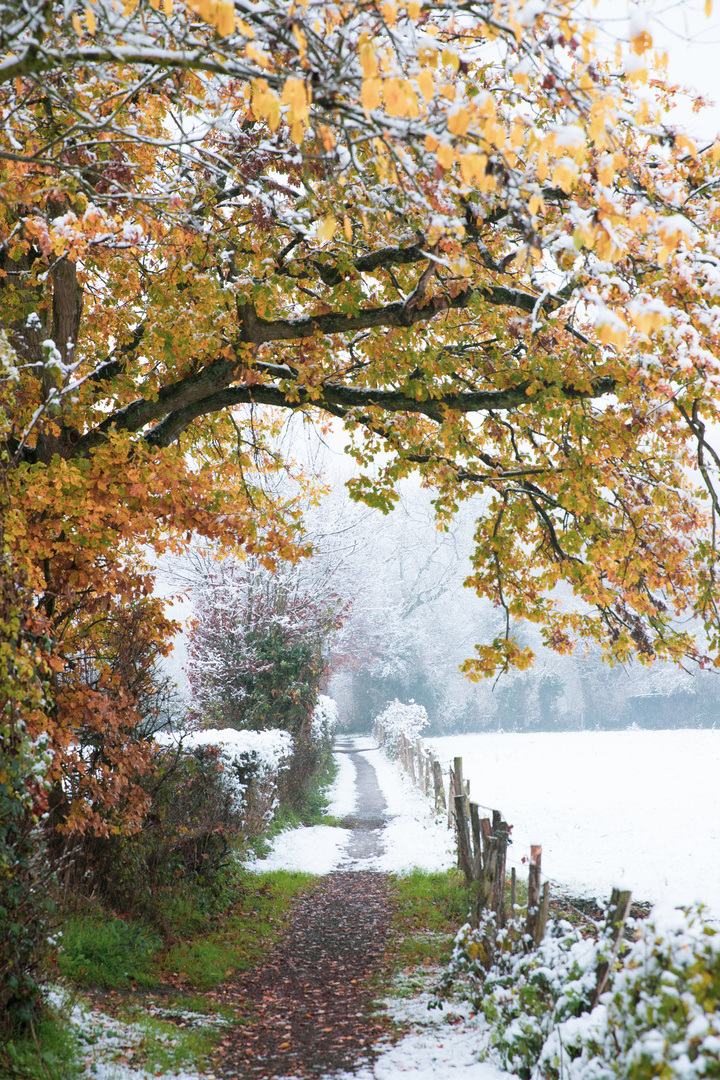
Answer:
[
  {"xmin": 374, "ymin": 868, "xmax": 470, "ymax": 1009},
  {"xmin": 1, "ymin": 869, "xmax": 317, "ymax": 1080},
  {"xmin": 1, "ymin": 747, "xmax": 345, "ymax": 1080}
]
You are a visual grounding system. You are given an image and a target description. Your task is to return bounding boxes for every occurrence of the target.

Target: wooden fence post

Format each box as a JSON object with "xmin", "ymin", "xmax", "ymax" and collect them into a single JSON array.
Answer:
[
  {"xmin": 433, "ymin": 760, "xmax": 446, "ymax": 811},
  {"xmin": 471, "ymin": 817, "xmax": 494, "ymax": 924},
  {"xmin": 526, "ymin": 845, "xmax": 542, "ymax": 944},
  {"xmin": 454, "ymin": 794, "xmax": 474, "ymax": 884},
  {"xmin": 534, "ymin": 881, "xmax": 550, "ymax": 945},
  {"xmin": 448, "ymin": 766, "xmax": 456, "ymax": 829},
  {"xmin": 593, "ymin": 888, "xmax": 632, "ymax": 1006},
  {"xmin": 469, "ymin": 801, "xmax": 483, "ymax": 881},
  {"xmin": 491, "ymin": 810, "xmax": 509, "ymax": 927},
  {"xmin": 453, "ymin": 757, "xmax": 464, "ymax": 799}
]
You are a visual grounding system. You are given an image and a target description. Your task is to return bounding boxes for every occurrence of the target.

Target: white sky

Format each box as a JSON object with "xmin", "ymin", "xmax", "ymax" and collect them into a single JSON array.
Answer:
[{"xmin": 594, "ymin": 0, "xmax": 720, "ymax": 137}]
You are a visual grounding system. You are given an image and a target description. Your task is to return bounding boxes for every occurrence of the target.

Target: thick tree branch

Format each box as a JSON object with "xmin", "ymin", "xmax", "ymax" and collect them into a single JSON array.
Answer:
[{"xmin": 141, "ymin": 374, "xmax": 617, "ymax": 449}]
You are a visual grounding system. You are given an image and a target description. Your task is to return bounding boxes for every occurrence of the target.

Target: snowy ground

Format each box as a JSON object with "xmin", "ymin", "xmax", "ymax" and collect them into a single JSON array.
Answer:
[
  {"xmin": 426, "ymin": 729, "xmax": 720, "ymax": 917},
  {"xmin": 245, "ymin": 737, "xmax": 456, "ymax": 875}
]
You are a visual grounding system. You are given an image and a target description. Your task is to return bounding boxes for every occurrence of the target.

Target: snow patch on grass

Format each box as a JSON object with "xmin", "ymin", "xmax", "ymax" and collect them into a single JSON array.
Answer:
[
  {"xmin": 245, "ymin": 824, "xmax": 352, "ymax": 875},
  {"xmin": 360, "ymin": 747, "xmax": 455, "ymax": 874},
  {"xmin": 325, "ymin": 976, "xmax": 514, "ymax": 1080},
  {"xmin": 45, "ymin": 986, "xmax": 222, "ymax": 1080},
  {"xmin": 327, "ymin": 750, "xmax": 358, "ymax": 817}
]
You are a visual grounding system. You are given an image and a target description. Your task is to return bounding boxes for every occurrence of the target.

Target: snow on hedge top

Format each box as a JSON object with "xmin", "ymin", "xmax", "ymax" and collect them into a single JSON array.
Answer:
[
  {"xmin": 375, "ymin": 699, "xmax": 429, "ymax": 743},
  {"xmin": 311, "ymin": 695, "xmax": 339, "ymax": 743},
  {"xmin": 156, "ymin": 727, "xmax": 293, "ymax": 774}
]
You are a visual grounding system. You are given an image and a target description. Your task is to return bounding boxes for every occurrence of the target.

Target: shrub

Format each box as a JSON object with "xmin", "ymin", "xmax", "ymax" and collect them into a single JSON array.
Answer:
[
  {"xmin": 75, "ymin": 727, "xmax": 293, "ymax": 910},
  {"xmin": 0, "ymin": 542, "xmax": 54, "ymax": 1028},
  {"xmin": 436, "ymin": 904, "xmax": 720, "ymax": 1080},
  {"xmin": 187, "ymin": 558, "xmax": 346, "ymax": 735},
  {"xmin": 374, "ymin": 698, "xmax": 429, "ymax": 758}
]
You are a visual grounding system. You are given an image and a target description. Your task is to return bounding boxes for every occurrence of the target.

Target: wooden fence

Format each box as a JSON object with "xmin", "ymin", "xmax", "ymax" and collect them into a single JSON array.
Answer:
[{"xmin": 374, "ymin": 719, "xmax": 632, "ymax": 975}]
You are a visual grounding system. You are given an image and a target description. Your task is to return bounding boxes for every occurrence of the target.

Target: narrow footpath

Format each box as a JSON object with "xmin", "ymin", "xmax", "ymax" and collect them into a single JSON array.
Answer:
[{"xmin": 210, "ymin": 742, "xmax": 395, "ymax": 1078}]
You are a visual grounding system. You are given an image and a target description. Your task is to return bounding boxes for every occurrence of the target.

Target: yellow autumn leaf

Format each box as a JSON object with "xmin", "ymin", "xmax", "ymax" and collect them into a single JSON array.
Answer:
[
  {"xmin": 441, "ymin": 49, "xmax": 460, "ymax": 72},
  {"xmin": 706, "ymin": 0, "xmax": 712, "ymax": 16},
  {"xmin": 381, "ymin": 2, "xmax": 397, "ymax": 25},
  {"xmin": 447, "ymin": 109, "xmax": 470, "ymax": 136},
  {"xmin": 360, "ymin": 44, "xmax": 378, "ymax": 79},
  {"xmin": 552, "ymin": 160, "xmax": 577, "ymax": 192},
  {"xmin": 712, "ymin": 142, "xmax": 720, "ymax": 162},
  {"xmin": 459, "ymin": 153, "xmax": 483, "ymax": 184},
  {"xmin": 361, "ymin": 78, "xmax": 382, "ymax": 113},
  {"xmin": 292, "ymin": 24, "xmax": 307, "ymax": 60},
  {"xmin": 282, "ymin": 77, "xmax": 307, "ymax": 116},
  {"xmin": 630, "ymin": 310, "xmax": 668, "ymax": 335},
  {"xmin": 164, "ymin": 0, "xmax": 173, "ymax": 15},
  {"xmin": 246, "ymin": 42, "xmax": 271, "ymax": 68},
  {"xmin": 318, "ymin": 125, "xmax": 334, "ymax": 152},
  {"xmin": 408, "ymin": 1, "xmax": 421, "ymax": 17},
  {"xmin": 437, "ymin": 144, "xmax": 454, "ymax": 170},
  {"xmin": 317, "ymin": 216, "xmax": 337, "ymax": 242},
  {"xmin": 384, "ymin": 79, "xmax": 409, "ymax": 117},
  {"xmin": 597, "ymin": 156, "xmax": 614, "ymax": 185},
  {"xmin": 416, "ymin": 69, "xmax": 434, "ymax": 102},
  {"xmin": 596, "ymin": 318, "xmax": 628, "ymax": 347},
  {"xmin": 627, "ymin": 66, "xmax": 648, "ymax": 84},
  {"xmin": 343, "ymin": 216, "xmax": 352, "ymax": 242},
  {"xmin": 631, "ymin": 30, "xmax": 652, "ymax": 55},
  {"xmin": 72, "ymin": 11, "xmax": 83, "ymax": 35},
  {"xmin": 85, "ymin": 6, "xmax": 97, "ymax": 34},
  {"xmin": 253, "ymin": 88, "xmax": 281, "ymax": 131}
]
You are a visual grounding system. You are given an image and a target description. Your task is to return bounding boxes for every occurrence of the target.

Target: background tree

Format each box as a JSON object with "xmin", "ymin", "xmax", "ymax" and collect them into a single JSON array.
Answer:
[{"xmin": 185, "ymin": 553, "xmax": 347, "ymax": 734}]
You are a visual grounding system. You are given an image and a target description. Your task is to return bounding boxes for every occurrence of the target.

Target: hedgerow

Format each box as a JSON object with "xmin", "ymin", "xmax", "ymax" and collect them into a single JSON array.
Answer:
[{"xmin": 436, "ymin": 904, "xmax": 720, "ymax": 1080}]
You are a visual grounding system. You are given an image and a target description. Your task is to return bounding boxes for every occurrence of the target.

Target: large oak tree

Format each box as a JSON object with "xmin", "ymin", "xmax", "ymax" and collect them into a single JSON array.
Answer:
[{"xmin": 4, "ymin": 0, "xmax": 720, "ymax": 727}]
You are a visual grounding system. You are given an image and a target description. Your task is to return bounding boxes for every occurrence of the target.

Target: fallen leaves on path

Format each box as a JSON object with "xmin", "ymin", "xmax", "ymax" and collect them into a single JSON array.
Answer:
[{"xmin": 209, "ymin": 871, "xmax": 392, "ymax": 1077}]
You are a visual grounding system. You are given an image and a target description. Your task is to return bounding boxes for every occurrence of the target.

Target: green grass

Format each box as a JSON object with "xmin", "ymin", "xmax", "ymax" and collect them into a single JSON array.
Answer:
[
  {"xmin": 157, "ymin": 869, "xmax": 315, "ymax": 989},
  {"xmin": 56, "ymin": 867, "xmax": 315, "ymax": 993},
  {"xmin": 57, "ymin": 917, "xmax": 161, "ymax": 989},
  {"xmin": 0, "ymin": 1009, "xmax": 81, "ymax": 1080},
  {"xmin": 384, "ymin": 868, "xmax": 471, "ymax": 973}
]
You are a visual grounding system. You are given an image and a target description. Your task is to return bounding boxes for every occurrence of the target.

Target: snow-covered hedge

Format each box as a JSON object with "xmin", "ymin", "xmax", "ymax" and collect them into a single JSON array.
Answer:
[
  {"xmin": 310, "ymin": 695, "xmax": 339, "ymax": 747},
  {"xmin": 157, "ymin": 727, "xmax": 291, "ymax": 811},
  {"xmin": 374, "ymin": 698, "xmax": 428, "ymax": 757},
  {"xmin": 155, "ymin": 726, "xmax": 293, "ymax": 836},
  {"xmin": 438, "ymin": 905, "xmax": 720, "ymax": 1080}
]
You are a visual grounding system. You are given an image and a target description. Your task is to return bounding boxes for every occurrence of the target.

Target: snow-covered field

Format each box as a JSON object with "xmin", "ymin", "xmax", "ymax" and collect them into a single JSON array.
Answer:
[{"xmin": 426, "ymin": 729, "xmax": 720, "ymax": 916}]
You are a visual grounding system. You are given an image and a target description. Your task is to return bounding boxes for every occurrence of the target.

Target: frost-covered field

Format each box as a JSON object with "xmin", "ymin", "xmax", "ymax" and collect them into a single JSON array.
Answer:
[{"xmin": 426, "ymin": 730, "xmax": 720, "ymax": 916}]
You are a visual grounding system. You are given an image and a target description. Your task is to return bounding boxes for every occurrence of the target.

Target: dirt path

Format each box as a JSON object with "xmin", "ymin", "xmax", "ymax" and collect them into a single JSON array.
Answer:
[{"xmin": 212, "ymin": 742, "xmax": 394, "ymax": 1079}]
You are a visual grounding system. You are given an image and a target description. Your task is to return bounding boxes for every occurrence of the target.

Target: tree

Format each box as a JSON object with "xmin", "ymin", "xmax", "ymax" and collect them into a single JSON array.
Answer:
[
  {"xmin": 185, "ymin": 553, "xmax": 347, "ymax": 733},
  {"xmin": 4, "ymin": 0, "xmax": 720, "ymax": 734}
]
